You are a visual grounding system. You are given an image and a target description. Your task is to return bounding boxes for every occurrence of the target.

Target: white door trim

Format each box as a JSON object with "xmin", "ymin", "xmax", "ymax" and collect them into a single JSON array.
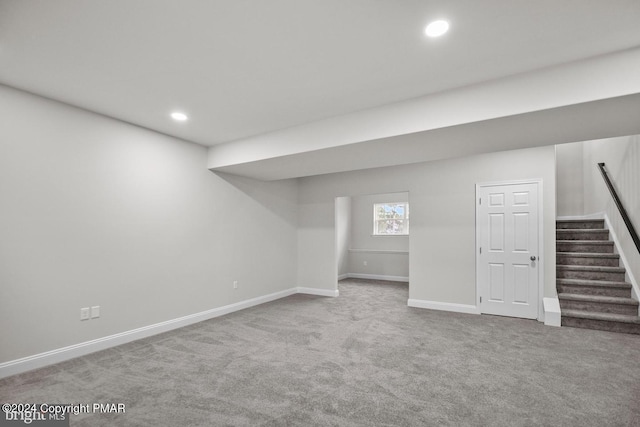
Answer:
[{"xmin": 475, "ymin": 179, "xmax": 545, "ymax": 321}]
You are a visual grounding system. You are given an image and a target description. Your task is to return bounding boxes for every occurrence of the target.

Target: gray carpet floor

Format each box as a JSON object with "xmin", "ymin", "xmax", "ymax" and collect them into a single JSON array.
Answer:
[{"xmin": 2, "ymin": 279, "xmax": 640, "ymax": 426}]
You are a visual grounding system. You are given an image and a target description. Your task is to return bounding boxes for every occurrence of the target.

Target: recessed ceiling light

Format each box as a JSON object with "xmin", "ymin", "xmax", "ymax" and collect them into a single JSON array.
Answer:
[
  {"xmin": 425, "ymin": 20, "xmax": 449, "ymax": 38},
  {"xmin": 171, "ymin": 112, "xmax": 188, "ymax": 121}
]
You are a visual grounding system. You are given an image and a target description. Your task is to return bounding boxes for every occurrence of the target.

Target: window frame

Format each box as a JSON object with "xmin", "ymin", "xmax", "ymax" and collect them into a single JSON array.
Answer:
[{"xmin": 372, "ymin": 202, "xmax": 410, "ymax": 236}]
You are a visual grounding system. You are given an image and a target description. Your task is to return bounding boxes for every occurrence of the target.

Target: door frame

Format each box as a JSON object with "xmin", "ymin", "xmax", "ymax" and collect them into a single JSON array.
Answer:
[{"xmin": 475, "ymin": 179, "xmax": 545, "ymax": 321}]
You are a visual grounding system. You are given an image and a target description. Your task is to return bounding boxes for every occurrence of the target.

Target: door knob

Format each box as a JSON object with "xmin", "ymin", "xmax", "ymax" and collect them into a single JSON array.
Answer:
[{"xmin": 530, "ymin": 256, "xmax": 537, "ymax": 261}]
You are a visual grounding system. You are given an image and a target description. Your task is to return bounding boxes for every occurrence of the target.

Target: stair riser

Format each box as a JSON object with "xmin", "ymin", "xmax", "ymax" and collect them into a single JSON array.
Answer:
[
  {"xmin": 561, "ymin": 317, "xmax": 640, "ymax": 335},
  {"xmin": 557, "ymin": 270, "xmax": 625, "ymax": 281},
  {"xmin": 556, "ymin": 243, "xmax": 614, "ymax": 253},
  {"xmin": 560, "ymin": 299, "xmax": 638, "ymax": 315},
  {"xmin": 556, "ymin": 255, "xmax": 619, "ymax": 267},
  {"xmin": 557, "ymin": 284, "xmax": 631, "ymax": 298},
  {"xmin": 556, "ymin": 231, "xmax": 609, "ymax": 241},
  {"xmin": 556, "ymin": 221, "xmax": 605, "ymax": 230}
]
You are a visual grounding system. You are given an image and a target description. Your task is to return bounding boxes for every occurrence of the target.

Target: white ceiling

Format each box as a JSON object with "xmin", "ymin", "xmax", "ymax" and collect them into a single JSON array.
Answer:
[{"xmin": 2, "ymin": 0, "xmax": 640, "ymax": 148}]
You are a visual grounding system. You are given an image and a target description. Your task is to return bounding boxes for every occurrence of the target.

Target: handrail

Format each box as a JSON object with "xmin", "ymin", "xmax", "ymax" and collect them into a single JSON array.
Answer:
[{"xmin": 597, "ymin": 162, "xmax": 640, "ymax": 254}]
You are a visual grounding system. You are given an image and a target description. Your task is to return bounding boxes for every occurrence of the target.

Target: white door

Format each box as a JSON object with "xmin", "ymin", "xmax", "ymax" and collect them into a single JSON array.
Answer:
[{"xmin": 477, "ymin": 182, "xmax": 540, "ymax": 319}]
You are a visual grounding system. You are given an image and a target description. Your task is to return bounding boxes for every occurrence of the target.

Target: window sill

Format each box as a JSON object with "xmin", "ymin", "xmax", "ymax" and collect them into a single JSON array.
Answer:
[{"xmin": 349, "ymin": 249, "xmax": 409, "ymax": 255}]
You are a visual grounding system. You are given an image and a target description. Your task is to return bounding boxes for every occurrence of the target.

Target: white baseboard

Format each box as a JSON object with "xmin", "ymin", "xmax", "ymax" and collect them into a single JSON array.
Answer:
[
  {"xmin": 347, "ymin": 273, "xmax": 409, "ymax": 282},
  {"xmin": 407, "ymin": 298, "xmax": 480, "ymax": 315},
  {"xmin": 297, "ymin": 287, "xmax": 339, "ymax": 297},
  {"xmin": 337, "ymin": 274, "xmax": 349, "ymax": 281},
  {"xmin": 543, "ymin": 297, "xmax": 561, "ymax": 327},
  {"xmin": 0, "ymin": 286, "xmax": 338, "ymax": 379}
]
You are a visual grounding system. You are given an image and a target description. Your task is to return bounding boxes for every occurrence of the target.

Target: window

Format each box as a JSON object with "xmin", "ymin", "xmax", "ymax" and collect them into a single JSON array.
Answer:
[{"xmin": 373, "ymin": 202, "xmax": 409, "ymax": 235}]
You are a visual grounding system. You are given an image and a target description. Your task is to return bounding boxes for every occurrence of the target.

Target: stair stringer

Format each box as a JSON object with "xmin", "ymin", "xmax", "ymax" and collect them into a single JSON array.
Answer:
[{"xmin": 604, "ymin": 213, "xmax": 640, "ymax": 315}]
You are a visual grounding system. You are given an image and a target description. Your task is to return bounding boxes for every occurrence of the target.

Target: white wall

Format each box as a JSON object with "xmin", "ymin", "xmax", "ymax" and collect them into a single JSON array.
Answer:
[
  {"xmin": 348, "ymin": 192, "xmax": 409, "ymax": 279},
  {"xmin": 0, "ymin": 85, "xmax": 298, "ymax": 364},
  {"xmin": 298, "ymin": 146, "xmax": 557, "ymax": 306},
  {"xmin": 583, "ymin": 136, "xmax": 635, "ymax": 214},
  {"xmin": 556, "ymin": 142, "xmax": 585, "ymax": 217},
  {"xmin": 582, "ymin": 135, "xmax": 640, "ymax": 286},
  {"xmin": 335, "ymin": 196, "xmax": 351, "ymax": 278}
]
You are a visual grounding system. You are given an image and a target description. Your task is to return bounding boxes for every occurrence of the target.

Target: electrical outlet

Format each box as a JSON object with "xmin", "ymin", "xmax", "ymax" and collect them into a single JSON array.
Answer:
[
  {"xmin": 80, "ymin": 307, "xmax": 90, "ymax": 321},
  {"xmin": 91, "ymin": 306, "xmax": 100, "ymax": 319},
  {"xmin": 233, "ymin": 280, "xmax": 238, "ymax": 289}
]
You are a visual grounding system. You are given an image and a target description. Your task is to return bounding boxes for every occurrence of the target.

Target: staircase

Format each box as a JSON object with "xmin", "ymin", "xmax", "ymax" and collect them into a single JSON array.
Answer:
[{"xmin": 556, "ymin": 219, "xmax": 640, "ymax": 334}]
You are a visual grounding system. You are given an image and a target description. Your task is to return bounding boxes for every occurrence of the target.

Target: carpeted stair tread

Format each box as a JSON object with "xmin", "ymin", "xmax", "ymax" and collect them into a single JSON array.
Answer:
[
  {"xmin": 557, "ymin": 229, "xmax": 608, "ymax": 235},
  {"xmin": 557, "ymin": 252, "xmax": 621, "ymax": 267},
  {"xmin": 557, "ymin": 278, "xmax": 631, "ymax": 288},
  {"xmin": 556, "ymin": 265, "xmax": 625, "ymax": 273},
  {"xmin": 557, "ymin": 228, "xmax": 608, "ymax": 232},
  {"xmin": 558, "ymin": 293, "xmax": 639, "ymax": 306},
  {"xmin": 556, "ymin": 252, "xmax": 619, "ymax": 258},
  {"xmin": 556, "ymin": 219, "xmax": 605, "ymax": 229},
  {"xmin": 556, "ymin": 240, "xmax": 614, "ymax": 245},
  {"xmin": 556, "ymin": 230, "xmax": 609, "ymax": 241},
  {"xmin": 557, "ymin": 241, "xmax": 615, "ymax": 254},
  {"xmin": 561, "ymin": 309, "xmax": 640, "ymax": 324}
]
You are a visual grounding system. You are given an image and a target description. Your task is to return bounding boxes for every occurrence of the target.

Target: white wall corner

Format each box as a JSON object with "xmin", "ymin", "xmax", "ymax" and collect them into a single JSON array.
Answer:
[
  {"xmin": 297, "ymin": 287, "xmax": 339, "ymax": 297},
  {"xmin": 543, "ymin": 297, "xmax": 562, "ymax": 327},
  {"xmin": 407, "ymin": 299, "xmax": 480, "ymax": 315}
]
